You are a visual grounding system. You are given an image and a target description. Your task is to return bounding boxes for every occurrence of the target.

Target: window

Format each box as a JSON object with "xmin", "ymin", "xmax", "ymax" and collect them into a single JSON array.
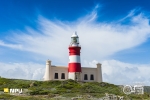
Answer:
[
  {"xmin": 61, "ymin": 73, "xmax": 65, "ymax": 79},
  {"xmin": 54, "ymin": 73, "xmax": 58, "ymax": 79},
  {"xmin": 90, "ymin": 74, "xmax": 94, "ymax": 80},
  {"xmin": 84, "ymin": 74, "xmax": 88, "ymax": 80}
]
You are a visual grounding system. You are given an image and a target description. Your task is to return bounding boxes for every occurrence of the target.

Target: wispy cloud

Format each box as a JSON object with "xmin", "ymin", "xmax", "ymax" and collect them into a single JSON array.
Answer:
[
  {"xmin": 3, "ymin": 7, "xmax": 150, "ymax": 63},
  {"xmin": 119, "ymin": 7, "xmax": 142, "ymax": 22},
  {"xmin": 0, "ymin": 40, "xmax": 22, "ymax": 49}
]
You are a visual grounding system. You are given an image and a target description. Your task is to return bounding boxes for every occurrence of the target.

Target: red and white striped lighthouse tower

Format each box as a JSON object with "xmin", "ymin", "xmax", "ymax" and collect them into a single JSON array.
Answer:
[{"xmin": 68, "ymin": 32, "xmax": 81, "ymax": 81}]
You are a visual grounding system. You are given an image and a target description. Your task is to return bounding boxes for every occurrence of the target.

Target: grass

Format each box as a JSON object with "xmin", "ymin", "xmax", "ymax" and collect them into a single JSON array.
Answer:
[{"xmin": 0, "ymin": 77, "xmax": 150, "ymax": 99}]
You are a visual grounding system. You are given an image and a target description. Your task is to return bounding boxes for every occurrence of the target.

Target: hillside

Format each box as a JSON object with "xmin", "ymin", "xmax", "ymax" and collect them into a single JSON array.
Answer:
[{"xmin": 0, "ymin": 77, "xmax": 150, "ymax": 100}]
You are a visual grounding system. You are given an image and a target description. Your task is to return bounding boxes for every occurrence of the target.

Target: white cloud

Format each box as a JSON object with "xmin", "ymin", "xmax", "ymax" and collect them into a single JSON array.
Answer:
[
  {"xmin": 0, "ymin": 62, "xmax": 45, "ymax": 80},
  {"xmin": 84, "ymin": 59, "xmax": 150, "ymax": 85},
  {"xmin": 101, "ymin": 60, "xmax": 150, "ymax": 85}
]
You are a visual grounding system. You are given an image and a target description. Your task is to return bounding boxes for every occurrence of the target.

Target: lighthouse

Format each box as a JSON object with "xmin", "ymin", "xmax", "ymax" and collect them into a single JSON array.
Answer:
[
  {"xmin": 68, "ymin": 32, "xmax": 81, "ymax": 81},
  {"xmin": 43, "ymin": 31, "xmax": 102, "ymax": 82}
]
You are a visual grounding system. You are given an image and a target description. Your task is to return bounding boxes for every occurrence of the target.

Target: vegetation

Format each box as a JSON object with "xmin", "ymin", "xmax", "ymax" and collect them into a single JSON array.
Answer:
[{"xmin": 0, "ymin": 77, "xmax": 150, "ymax": 99}]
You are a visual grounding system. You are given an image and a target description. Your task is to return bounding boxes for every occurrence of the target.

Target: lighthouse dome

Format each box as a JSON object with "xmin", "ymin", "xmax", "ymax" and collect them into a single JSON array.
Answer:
[{"xmin": 71, "ymin": 31, "xmax": 78, "ymax": 38}]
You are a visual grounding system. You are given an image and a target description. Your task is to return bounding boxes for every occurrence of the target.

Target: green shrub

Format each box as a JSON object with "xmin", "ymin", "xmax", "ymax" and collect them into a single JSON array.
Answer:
[
  {"xmin": 39, "ymin": 90, "xmax": 49, "ymax": 95},
  {"xmin": 0, "ymin": 94, "xmax": 14, "ymax": 99}
]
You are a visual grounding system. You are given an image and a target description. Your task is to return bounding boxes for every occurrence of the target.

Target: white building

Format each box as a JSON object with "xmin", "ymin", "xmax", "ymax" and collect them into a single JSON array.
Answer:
[{"xmin": 44, "ymin": 32, "xmax": 102, "ymax": 82}]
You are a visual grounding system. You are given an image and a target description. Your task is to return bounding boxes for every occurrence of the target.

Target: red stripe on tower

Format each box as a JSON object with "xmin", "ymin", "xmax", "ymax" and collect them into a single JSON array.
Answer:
[{"xmin": 69, "ymin": 47, "xmax": 80, "ymax": 55}]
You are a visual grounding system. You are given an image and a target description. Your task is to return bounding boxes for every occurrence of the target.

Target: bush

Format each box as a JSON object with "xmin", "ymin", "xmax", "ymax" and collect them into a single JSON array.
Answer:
[
  {"xmin": 0, "ymin": 94, "xmax": 14, "ymax": 99},
  {"xmin": 39, "ymin": 90, "xmax": 49, "ymax": 95},
  {"xmin": 29, "ymin": 90, "xmax": 39, "ymax": 95}
]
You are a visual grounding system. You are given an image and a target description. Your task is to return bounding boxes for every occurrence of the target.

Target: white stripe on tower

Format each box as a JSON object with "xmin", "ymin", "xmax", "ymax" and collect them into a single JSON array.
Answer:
[{"xmin": 69, "ymin": 55, "xmax": 81, "ymax": 63}]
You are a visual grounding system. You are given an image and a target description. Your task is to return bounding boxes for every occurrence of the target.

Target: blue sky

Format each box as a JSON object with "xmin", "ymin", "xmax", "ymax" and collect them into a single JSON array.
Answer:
[{"xmin": 0, "ymin": 0, "xmax": 150, "ymax": 85}]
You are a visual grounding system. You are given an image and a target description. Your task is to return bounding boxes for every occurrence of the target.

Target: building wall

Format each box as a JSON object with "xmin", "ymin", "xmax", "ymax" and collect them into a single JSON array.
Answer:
[
  {"xmin": 51, "ymin": 66, "xmax": 68, "ymax": 80},
  {"xmin": 44, "ymin": 61, "xmax": 102, "ymax": 82},
  {"xmin": 81, "ymin": 67, "xmax": 97, "ymax": 82}
]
